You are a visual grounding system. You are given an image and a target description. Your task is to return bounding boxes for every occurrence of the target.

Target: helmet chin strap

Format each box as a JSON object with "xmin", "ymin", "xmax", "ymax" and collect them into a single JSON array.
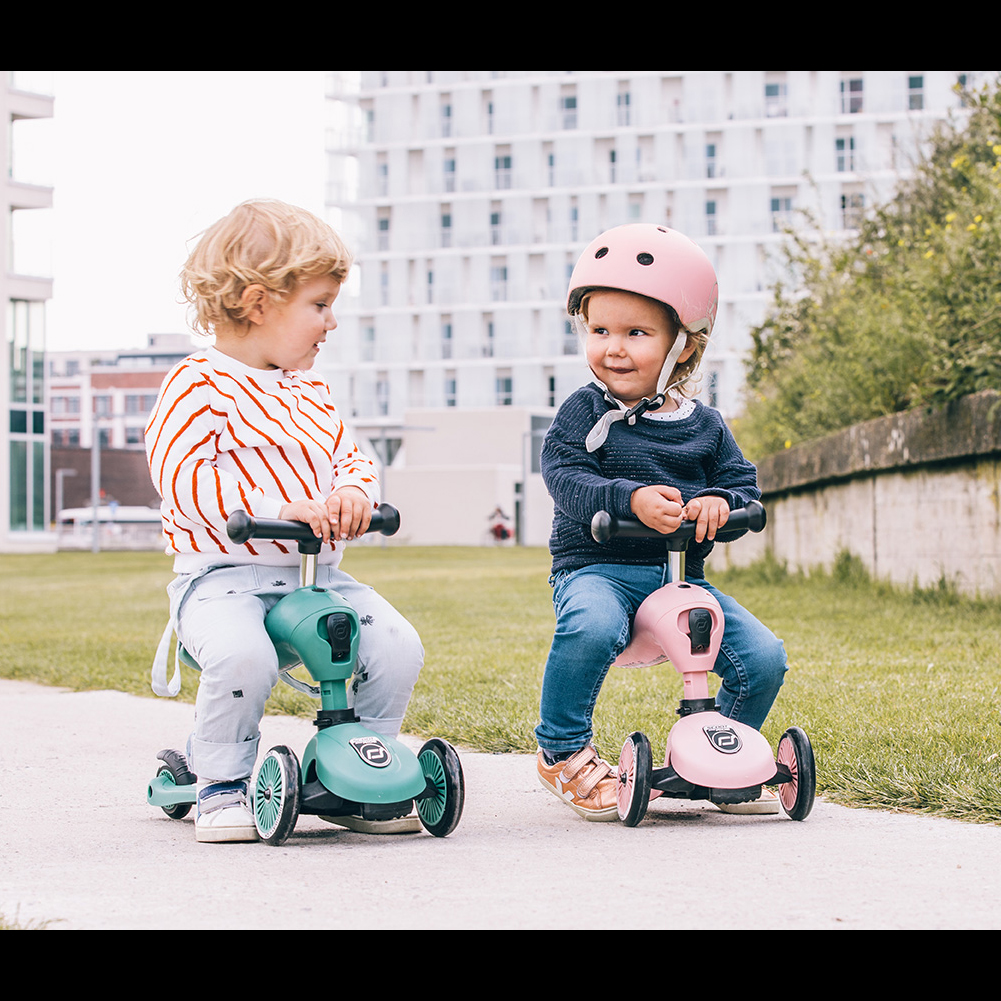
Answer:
[{"xmin": 585, "ymin": 331, "xmax": 689, "ymax": 453}]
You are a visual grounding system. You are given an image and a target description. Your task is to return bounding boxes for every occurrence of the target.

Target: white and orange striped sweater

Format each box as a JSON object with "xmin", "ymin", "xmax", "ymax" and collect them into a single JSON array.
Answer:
[{"xmin": 145, "ymin": 346, "xmax": 379, "ymax": 573}]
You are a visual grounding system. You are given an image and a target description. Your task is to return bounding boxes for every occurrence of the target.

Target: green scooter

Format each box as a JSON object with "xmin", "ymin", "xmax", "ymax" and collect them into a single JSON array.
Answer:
[{"xmin": 146, "ymin": 504, "xmax": 464, "ymax": 845}]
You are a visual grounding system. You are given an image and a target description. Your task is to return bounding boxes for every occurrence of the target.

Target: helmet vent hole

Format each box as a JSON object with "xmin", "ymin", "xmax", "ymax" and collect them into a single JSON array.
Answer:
[
  {"xmin": 637, "ymin": 252, "xmax": 654, "ymax": 266},
  {"xmin": 594, "ymin": 247, "xmax": 609, "ymax": 259}
]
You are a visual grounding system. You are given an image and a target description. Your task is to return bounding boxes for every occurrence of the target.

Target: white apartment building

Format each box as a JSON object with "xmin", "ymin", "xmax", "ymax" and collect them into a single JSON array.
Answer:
[
  {"xmin": 318, "ymin": 71, "xmax": 979, "ymax": 545},
  {"xmin": 2, "ymin": 71, "xmax": 54, "ymax": 550}
]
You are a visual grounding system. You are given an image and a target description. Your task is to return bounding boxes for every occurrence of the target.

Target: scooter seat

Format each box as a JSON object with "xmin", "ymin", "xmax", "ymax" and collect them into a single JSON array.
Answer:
[{"xmin": 613, "ymin": 582, "xmax": 723, "ymax": 671}]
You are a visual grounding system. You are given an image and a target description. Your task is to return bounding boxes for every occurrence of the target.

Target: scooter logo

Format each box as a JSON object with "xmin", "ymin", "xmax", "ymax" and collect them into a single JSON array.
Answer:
[
  {"xmin": 703, "ymin": 724, "xmax": 742, "ymax": 754},
  {"xmin": 349, "ymin": 736, "xmax": 392, "ymax": 768}
]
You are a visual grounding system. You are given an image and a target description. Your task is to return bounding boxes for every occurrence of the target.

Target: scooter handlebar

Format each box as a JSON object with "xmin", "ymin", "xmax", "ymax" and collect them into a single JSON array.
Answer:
[
  {"xmin": 591, "ymin": 499, "xmax": 766, "ymax": 546},
  {"xmin": 226, "ymin": 503, "xmax": 401, "ymax": 545}
]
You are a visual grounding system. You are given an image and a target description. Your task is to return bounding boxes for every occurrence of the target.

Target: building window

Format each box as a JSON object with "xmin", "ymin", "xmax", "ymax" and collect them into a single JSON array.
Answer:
[
  {"xmin": 440, "ymin": 99, "xmax": 452, "ymax": 137},
  {"xmin": 126, "ymin": 426, "xmax": 144, "ymax": 445},
  {"xmin": 483, "ymin": 318, "xmax": 495, "ymax": 358},
  {"xmin": 440, "ymin": 210, "xmax": 452, "ymax": 248},
  {"xmin": 490, "ymin": 264, "xmax": 508, "ymax": 302},
  {"xmin": 765, "ymin": 80, "xmax": 788, "ymax": 117},
  {"xmin": 377, "ymin": 214, "xmax": 390, "ymax": 251},
  {"xmin": 362, "ymin": 325, "xmax": 375, "ymax": 363},
  {"xmin": 705, "ymin": 200, "xmax": 717, "ymax": 236},
  {"xmin": 842, "ymin": 191, "xmax": 865, "ymax": 229},
  {"xmin": 908, "ymin": 75, "xmax": 924, "ymax": 110},
  {"xmin": 563, "ymin": 320, "xmax": 577, "ymax": 355},
  {"xmin": 705, "ymin": 369, "xmax": 719, "ymax": 410},
  {"xmin": 490, "ymin": 209, "xmax": 502, "ymax": 246},
  {"xmin": 443, "ymin": 154, "xmax": 456, "ymax": 192},
  {"xmin": 496, "ymin": 371, "xmax": 513, "ymax": 406},
  {"xmin": 617, "ymin": 86, "xmax": 631, "ymax": 126},
  {"xmin": 560, "ymin": 92, "xmax": 577, "ymax": 129},
  {"xmin": 494, "ymin": 152, "xmax": 512, "ymax": 189},
  {"xmin": 771, "ymin": 195, "xmax": 793, "ymax": 232},
  {"xmin": 841, "ymin": 77, "xmax": 863, "ymax": 114},
  {"xmin": 125, "ymin": 393, "xmax": 157, "ymax": 415},
  {"xmin": 444, "ymin": 372, "xmax": 457, "ymax": 407},
  {"xmin": 51, "ymin": 395, "xmax": 80, "ymax": 415},
  {"xmin": 94, "ymin": 395, "xmax": 112, "ymax": 416},
  {"xmin": 835, "ymin": 136, "xmax": 856, "ymax": 172},
  {"xmin": 706, "ymin": 143, "xmax": 717, "ymax": 178},
  {"xmin": 376, "ymin": 374, "xmax": 390, "ymax": 416},
  {"xmin": 441, "ymin": 321, "xmax": 453, "ymax": 360}
]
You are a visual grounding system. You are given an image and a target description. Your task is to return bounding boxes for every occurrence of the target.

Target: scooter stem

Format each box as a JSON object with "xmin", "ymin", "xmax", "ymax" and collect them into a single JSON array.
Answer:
[{"xmin": 683, "ymin": 671, "xmax": 710, "ymax": 701}]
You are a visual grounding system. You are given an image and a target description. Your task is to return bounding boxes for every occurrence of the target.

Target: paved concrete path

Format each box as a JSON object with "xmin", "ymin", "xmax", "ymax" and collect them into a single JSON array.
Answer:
[{"xmin": 2, "ymin": 679, "xmax": 999, "ymax": 930}]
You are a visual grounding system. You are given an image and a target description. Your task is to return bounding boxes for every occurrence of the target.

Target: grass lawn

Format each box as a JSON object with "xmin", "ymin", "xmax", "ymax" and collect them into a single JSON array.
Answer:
[{"xmin": 2, "ymin": 545, "xmax": 999, "ymax": 825}]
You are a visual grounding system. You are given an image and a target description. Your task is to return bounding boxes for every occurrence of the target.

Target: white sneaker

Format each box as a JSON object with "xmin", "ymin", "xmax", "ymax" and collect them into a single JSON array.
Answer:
[
  {"xmin": 715, "ymin": 786, "xmax": 780, "ymax": 815},
  {"xmin": 195, "ymin": 780, "xmax": 259, "ymax": 842}
]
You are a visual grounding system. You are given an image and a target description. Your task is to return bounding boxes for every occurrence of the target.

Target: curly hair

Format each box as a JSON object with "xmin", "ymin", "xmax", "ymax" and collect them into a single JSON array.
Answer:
[{"xmin": 180, "ymin": 199, "xmax": 353, "ymax": 336}]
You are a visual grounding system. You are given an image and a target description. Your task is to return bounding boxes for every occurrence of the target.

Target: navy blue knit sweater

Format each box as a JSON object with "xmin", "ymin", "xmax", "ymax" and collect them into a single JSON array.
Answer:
[{"xmin": 542, "ymin": 384, "xmax": 760, "ymax": 579}]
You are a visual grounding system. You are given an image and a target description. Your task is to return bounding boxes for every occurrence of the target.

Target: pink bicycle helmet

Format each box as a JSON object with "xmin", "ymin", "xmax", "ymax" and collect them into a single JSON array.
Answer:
[
  {"xmin": 567, "ymin": 223, "xmax": 718, "ymax": 336},
  {"xmin": 568, "ymin": 224, "xmax": 720, "ymax": 451}
]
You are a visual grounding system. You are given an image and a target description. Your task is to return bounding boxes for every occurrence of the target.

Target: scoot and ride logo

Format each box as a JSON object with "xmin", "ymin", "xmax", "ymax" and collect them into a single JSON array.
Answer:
[
  {"xmin": 349, "ymin": 736, "xmax": 393, "ymax": 768},
  {"xmin": 703, "ymin": 724, "xmax": 742, "ymax": 754}
]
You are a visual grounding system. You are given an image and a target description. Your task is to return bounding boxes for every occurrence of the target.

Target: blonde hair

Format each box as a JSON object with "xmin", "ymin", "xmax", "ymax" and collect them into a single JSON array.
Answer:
[
  {"xmin": 579, "ymin": 289, "xmax": 708, "ymax": 399},
  {"xmin": 181, "ymin": 199, "xmax": 353, "ymax": 336}
]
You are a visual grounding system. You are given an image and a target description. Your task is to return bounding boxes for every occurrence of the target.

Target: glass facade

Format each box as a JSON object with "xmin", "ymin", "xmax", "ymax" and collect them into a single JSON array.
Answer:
[{"xmin": 7, "ymin": 299, "xmax": 47, "ymax": 531}]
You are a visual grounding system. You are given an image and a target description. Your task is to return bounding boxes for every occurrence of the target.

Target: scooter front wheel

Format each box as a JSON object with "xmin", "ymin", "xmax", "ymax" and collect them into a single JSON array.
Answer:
[
  {"xmin": 617, "ymin": 732, "xmax": 653, "ymax": 827},
  {"xmin": 255, "ymin": 745, "xmax": 301, "ymax": 845},
  {"xmin": 416, "ymin": 738, "xmax": 464, "ymax": 837},
  {"xmin": 156, "ymin": 763, "xmax": 192, "ymax": 820},
  {"xmin": 776, "ymin": 727, "xmax": 816, "ymax": 821}
]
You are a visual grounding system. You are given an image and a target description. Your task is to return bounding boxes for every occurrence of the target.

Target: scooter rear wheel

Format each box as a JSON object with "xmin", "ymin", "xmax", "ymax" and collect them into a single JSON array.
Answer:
[
  {"xmin": 776, "ymin": 727, "xmax": 816, "ymax": 821},
  {"xmin": 617, "ymin": 732, "xmax": 653, "ymax": 827},
  {"xmin": 416, "ymin": 738, "xmax": 464, "ymax": 838},
  {"xmin": 255, "ymin": 745, "xmax": 301, "ymax": 845}
]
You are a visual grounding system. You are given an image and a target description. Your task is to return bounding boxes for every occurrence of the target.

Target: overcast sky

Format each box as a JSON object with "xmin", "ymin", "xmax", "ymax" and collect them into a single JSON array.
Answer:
[{"xmin": 20, "ymin": 71, "xmax": 330, "ymax": 354}]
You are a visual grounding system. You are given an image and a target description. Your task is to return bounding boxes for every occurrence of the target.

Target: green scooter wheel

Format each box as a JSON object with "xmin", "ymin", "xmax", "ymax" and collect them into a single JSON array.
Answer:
[
  {"xmin": 156, "ymin": 764, "xmax": 192, "ymax": 820},
  {"xmin": 255, "ymin": 746, "xmax": 301, "ymax": 845},
  {"xmin": 416, "ymin": 738, "xmax": 464, "ymax": 838}
]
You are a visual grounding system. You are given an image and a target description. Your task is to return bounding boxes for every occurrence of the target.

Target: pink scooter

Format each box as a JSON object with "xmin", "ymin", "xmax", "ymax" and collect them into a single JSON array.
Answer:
[{"xmin": 590, "ymin": 501, "xmax": 815, "ymax": 825}]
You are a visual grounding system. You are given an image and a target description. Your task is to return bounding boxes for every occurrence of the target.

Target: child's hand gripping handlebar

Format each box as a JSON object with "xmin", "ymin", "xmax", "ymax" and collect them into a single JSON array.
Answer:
[
  {"xmin": 226, "ymin": 503, "xmax": 401, "ymax": 547},
  {"xmin": 590, "ymin": 500, "xmax": 766, "ymax": 548}
]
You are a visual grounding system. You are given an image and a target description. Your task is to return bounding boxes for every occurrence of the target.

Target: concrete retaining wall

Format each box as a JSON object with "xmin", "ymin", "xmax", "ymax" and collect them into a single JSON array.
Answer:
[{"xmin": 709, "ymin": 391, "xmax": 1001, "ymax": 596}]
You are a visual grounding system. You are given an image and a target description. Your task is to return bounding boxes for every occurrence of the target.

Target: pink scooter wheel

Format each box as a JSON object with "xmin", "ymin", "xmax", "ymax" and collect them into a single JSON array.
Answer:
[
  {"xmin": 776, "ymin": 726, "xmax": 816, "ymax": 821},
  {"xmin": 617, "ymin": 732, "xmax": 653, "ymax": 827}
]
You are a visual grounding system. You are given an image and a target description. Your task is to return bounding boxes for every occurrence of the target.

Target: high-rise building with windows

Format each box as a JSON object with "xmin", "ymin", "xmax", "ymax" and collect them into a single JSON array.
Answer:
[
  {"xmin": 319, "ymin": 70, "xmax": 980, "ymax": 545},
  {"xmin": 2, "ymin": 72, "xmax": 54, "ymax": 550}
]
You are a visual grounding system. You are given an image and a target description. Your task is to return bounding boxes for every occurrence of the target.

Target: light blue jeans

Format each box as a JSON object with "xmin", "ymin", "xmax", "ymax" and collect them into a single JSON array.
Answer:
[
  {"xmin": 535, "ymin": 563, "xmax": 787, "ymax": 757},
  {"xmin": 169, "ymin": 564, "xmax": 424, "ymax": 783}
]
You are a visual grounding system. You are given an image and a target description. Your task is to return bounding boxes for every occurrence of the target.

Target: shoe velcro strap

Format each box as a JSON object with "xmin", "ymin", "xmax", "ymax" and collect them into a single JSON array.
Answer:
[{"xmin": 197, "ymin": 781, "xmax": 248, "ymax": 814}]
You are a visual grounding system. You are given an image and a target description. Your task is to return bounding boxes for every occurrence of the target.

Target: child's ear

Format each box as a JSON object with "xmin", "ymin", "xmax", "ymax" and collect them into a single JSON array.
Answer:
[{"xmin": 239, "ymin": 284, "xmax": 269, "ymax": 326}]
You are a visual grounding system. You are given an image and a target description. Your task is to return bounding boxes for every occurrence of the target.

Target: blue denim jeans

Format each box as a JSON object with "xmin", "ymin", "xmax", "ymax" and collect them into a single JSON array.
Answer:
[{"xmin": 535, "ymin": 563, "xmax": 787, "ymax": 756}]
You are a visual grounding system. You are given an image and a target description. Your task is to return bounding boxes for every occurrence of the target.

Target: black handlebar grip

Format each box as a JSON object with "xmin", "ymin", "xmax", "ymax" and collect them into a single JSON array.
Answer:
[
  {"xmin": 591, "ymin": 500, "xmax": 766, "ymax": 544},
  {"xmin": 226, "ymin": 503, "xmax": 401, "ymax": 545}
]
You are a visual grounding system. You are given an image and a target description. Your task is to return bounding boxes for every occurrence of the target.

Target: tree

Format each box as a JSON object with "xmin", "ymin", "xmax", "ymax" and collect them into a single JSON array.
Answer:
[{"xmin": 734, "ymin": 77, "xmax": 1001, "ymax": 461}]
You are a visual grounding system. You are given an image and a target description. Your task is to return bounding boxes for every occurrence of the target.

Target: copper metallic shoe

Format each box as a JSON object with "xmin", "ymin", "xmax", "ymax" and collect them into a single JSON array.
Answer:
[{"xmin": 537, "ymin": 745, "xmax": 620, "ymax": 822}]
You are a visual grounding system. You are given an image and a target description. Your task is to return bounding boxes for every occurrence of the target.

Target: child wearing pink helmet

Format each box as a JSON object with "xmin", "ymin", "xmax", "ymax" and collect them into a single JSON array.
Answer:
[{"xmin": 536, "ymin": 223, "xmax": 787, "ymax": 820}]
